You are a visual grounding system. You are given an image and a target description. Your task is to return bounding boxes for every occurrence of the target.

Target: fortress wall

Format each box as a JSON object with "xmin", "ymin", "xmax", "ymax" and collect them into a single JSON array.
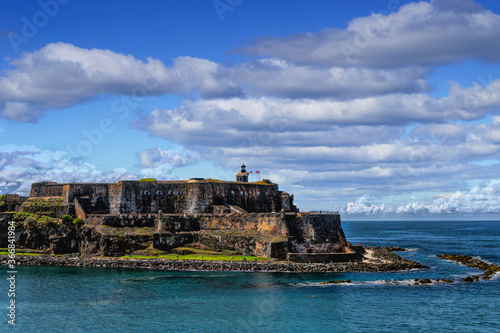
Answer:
[
  {"xmin": 207, "ymin": 183, "xmax": 281, "ymax": 213},
  {"xmin": 285, "ymin": 213, "xmax": 346, "ymax": 253},
  {"xmin": 115, "ymin": 181, "xmax": 284, "ymax": 215},
  {"xmin": 300, "ymin": 213, "xmax": 344, "ymax": 243},
  {"xmin": 0, "ymin": 194, "xmax": 28, "ymax": 212},
  {"xmin": 199, "ymin": 213, "xmax": 288, "ymax": 236},
  {"xmin": 280, "ymin": 192, "xmax": 295, "ymax": 212},
  {"xmin": 255, "ymin": 214, "xmax": 288, "ymax": 235},
  {"xmin": 30, "ymin": 182, "xmax": 63, "ymax": 197},
  {"xmin": 118, "ymin": 181, "xmax": 191, "ymax": 214},
  {"xmin": 155, "ymin": 214, "xmax": 201, "ymax": 232},
  {"xmin": 74, "ymin": 198, "xmax": 86, "ymax": 219},
  {"xmin": 28, "ymin": 180, "xmax": 293, "ymax": 215},
  {"xmin": 66, "ymin": 183, "xmax": 110, "ymax": 214},
  {"xmin": 108, "ymin": 183, "xmax": 123, "ymax": 215}
]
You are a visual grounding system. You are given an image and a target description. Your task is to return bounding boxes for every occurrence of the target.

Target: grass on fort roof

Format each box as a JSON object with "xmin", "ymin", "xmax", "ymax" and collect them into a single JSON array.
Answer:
[
  {"xmin": 0, "ymin": 247, "xmax": 47, "ymax": 256},
  {"xmin": 205, "ymin": 178, "xmax": 224, "ymax": 182},
  {"xmin": 119, "ymin": 253, "xmax": 270, "ymax": 261}
]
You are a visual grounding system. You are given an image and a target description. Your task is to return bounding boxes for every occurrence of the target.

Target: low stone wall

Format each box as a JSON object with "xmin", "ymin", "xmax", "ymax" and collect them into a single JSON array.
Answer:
[
  {"xmin": 155, "ymin": 214, "xmax": 201, "ymax": 232},
  {"xmin": 199, "ymin": 213, "xmax": 287, "ymax": 236},
  {"xmin": 286, "ymin": 252, "xmax": 362, "ymax": 263},
  {"xmin": 86, "ymin": 215, "xmax": 156, "ymax": 228},
  {"xmin": 255, "ymin": 240, "xmax": 288, "ymax": 259},
  {"xmin": 153, "ymin": 232, "xmax": 196, "ymax": 252}
]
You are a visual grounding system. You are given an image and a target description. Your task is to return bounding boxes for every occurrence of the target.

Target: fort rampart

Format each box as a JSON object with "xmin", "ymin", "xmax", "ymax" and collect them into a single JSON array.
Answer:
[{"xmin": 12, "ymin": 176, "xmax": 350, "ymax": 260}]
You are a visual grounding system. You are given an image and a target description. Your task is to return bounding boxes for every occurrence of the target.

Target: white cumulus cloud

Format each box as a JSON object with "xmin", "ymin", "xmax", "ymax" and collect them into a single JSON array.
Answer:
[{"xmin": 235, "ymin": 0, "xmax": 500, "ymax": 67}]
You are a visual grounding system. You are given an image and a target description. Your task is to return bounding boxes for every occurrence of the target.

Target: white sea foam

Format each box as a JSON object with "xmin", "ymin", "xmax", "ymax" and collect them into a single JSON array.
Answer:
[
  {"xmin": 472, "ymin": 256, "xmax": 496, "ymax": 265},
  {"xmin": 290, "ymin": 278, "xmax": 466, "ymax": 287}
]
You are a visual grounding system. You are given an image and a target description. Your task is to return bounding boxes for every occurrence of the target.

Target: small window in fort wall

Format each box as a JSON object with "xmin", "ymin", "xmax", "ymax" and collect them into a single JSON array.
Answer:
[
  {"xmin": 231, "ymin": 191, "xmax": 235, "ymax": 195},
  {"xmin": 156, "ymin": 190, "xmax": 162, "ymax": 196},
  {"xmin": 168, "ymin": 190, "xmax": 172, "ymax": 195},
  {"xmin": 179, "ymin": 190, "xmax": 184, "ymax": 195},
  {"xmin": 240, "ymin": 191, "xmax": 244, "ymax": 196},
  {"xmin": 144, "ymin": 190, "xmax": 150, "ymax": 196}
]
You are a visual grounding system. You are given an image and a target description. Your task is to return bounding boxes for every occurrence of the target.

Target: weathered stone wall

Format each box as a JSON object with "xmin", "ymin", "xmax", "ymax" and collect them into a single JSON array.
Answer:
[
  {"xmin": 0, "ymin": 194, "xmax": 27, "ymax": 212},
  {"xmin": 155, "ymin": 214, "xmax": 201, "ymax": 232},
  {"xmin": 28, "ymin": 180, "xmax": 293, "ymax": 216},
  {"xmin": 30, "ymin": 182, "xmax": 63, "ymax": 197},
  {"xmin": 255, "ymin": 240, "xmax": 288, "ymax": 259},
  {"xmin": 206, "ymin": 182, "xmax": 282, "ymax": 213},
  {"xmin": 74, "ymin": 199, "xmax": 86, "ymax": 220},
  {"xmin": 197, "ymin": 231, "xmax": 257, "ymax": 256},
  {"xmin": 64, "ymin": 183, "xmax": 110, "ymax": 214},
  {"xmin": 85, "ymin": 214, "xmax": 156, "ymax": 228},
  {"xmin": 96, "ymin": 181, "xmax": 285, "ymax": 215},
  {"xmin": 199, "ymin": 213, "xmax": 288, "ymax": 236},
  {"xmin": 285, "ymin": 213, "xmax": 346, "ymax": 253}
]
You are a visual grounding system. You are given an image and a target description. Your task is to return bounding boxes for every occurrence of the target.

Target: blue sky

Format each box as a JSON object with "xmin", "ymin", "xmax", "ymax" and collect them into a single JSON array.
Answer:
[{"xmin": 2, "ymin": 0, "xmax": 500, "ymax": 219}]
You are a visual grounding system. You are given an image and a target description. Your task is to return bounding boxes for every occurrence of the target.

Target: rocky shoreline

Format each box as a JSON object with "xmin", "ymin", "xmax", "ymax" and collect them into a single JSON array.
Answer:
[{"xmin": 1, "ymin": 246, "xmax": 427, "ymax": 273}]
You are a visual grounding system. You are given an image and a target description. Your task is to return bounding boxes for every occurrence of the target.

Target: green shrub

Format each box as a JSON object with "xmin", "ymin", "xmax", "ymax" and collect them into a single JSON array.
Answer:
[
  {"xmin": 13, "ymin": 211, "xmax": 38, "ymax": 221},
  {"xmin": 0, "ymin": 194, "xmax": 6, "ymax": 209},
  {"xmin": 62, "ymin": 214, "xmax": 74, "ymax": 224},
  {"xmin": 23, "ymin": 216, "xmax": 37, "ymax": 227},
  {"xmin": 37, "ymin": 215, "xmax": 57, "ymax": 227},
  {"xmin": 73, "ymin": 218, "xmax": 84, "ymax": 226}
]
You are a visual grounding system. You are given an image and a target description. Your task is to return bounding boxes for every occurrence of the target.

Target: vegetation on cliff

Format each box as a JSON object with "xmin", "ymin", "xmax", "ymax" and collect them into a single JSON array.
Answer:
[{"xmin": 12, "ymin": 211, "xmax": 83, "ymax": 227}]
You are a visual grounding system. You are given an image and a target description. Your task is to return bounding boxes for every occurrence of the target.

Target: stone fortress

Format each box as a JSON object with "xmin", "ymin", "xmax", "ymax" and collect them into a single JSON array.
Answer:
[{"xmin": 17, "ymin": 165, "xmax": 358, "ymax": 261}]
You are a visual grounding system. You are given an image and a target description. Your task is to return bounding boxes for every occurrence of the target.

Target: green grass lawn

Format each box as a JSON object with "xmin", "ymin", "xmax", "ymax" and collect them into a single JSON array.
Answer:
[
  {"xmin": 0, "ymin": 251, "xmax": 45, "ymax": 256},
  {"xmin": 0, "ymin": 247, "xmax": 270, "ymax": 261}
]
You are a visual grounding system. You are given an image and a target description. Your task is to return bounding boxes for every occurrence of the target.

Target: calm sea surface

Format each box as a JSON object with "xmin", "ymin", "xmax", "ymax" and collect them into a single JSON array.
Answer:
[{"xmin": 2, "ymin": 220, "xmax": 499, "ymax": 332}]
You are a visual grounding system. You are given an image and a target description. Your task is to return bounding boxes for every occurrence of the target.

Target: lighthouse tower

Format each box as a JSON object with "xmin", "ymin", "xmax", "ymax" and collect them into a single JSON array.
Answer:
[{"xmin": 236, "ymin": 163, "xmax": 249, "ymax": 182}]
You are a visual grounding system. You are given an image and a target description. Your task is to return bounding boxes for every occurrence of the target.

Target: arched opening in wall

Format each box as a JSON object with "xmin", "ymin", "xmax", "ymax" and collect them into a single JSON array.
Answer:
[
  {"xmin": 154, "ymin": 190, "xmax": 162, "ymax": 201},
  {"xmin": 179, "ymin": 190, "xmax": 184, "ymax": 195},
  {"xmin": 168, "ymin": 190, "xmax": 172, "ymax": 195},
  {"xmin": 240, "ymin": 191, "xmax": 244, "ymax": 196},
  {"xmin": 231, "ymin": 191, "xmax": 235, "ymax": 195},
  {"xmin": 142, "ymin": 190, "xmax": 152, "ymax": 214}
]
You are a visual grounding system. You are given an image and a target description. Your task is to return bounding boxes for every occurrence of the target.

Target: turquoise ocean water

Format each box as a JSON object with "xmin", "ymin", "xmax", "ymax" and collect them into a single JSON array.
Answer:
[{"xmin": 2, "ymin": 220, "xmax": 499, "ymax": 332}]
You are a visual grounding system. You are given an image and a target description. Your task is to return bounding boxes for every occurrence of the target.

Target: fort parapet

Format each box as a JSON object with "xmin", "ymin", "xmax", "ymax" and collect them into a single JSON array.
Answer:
[{"xmin": 30, "ymin": 179, "xmax": 294, "ymax": 216}]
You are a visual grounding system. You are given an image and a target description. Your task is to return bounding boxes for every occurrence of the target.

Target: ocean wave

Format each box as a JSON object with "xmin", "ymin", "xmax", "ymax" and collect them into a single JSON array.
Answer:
[
  {"xmin": 471, "ymin": 256, "xmax": 496, "ymax": 265},
  {"xmin": 288, "ymin": 278, "xmax": 468, "ymax": 287},
  {"xmin": 405, "ymin": 248, "xmax": 420, "ymax": 252}
]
